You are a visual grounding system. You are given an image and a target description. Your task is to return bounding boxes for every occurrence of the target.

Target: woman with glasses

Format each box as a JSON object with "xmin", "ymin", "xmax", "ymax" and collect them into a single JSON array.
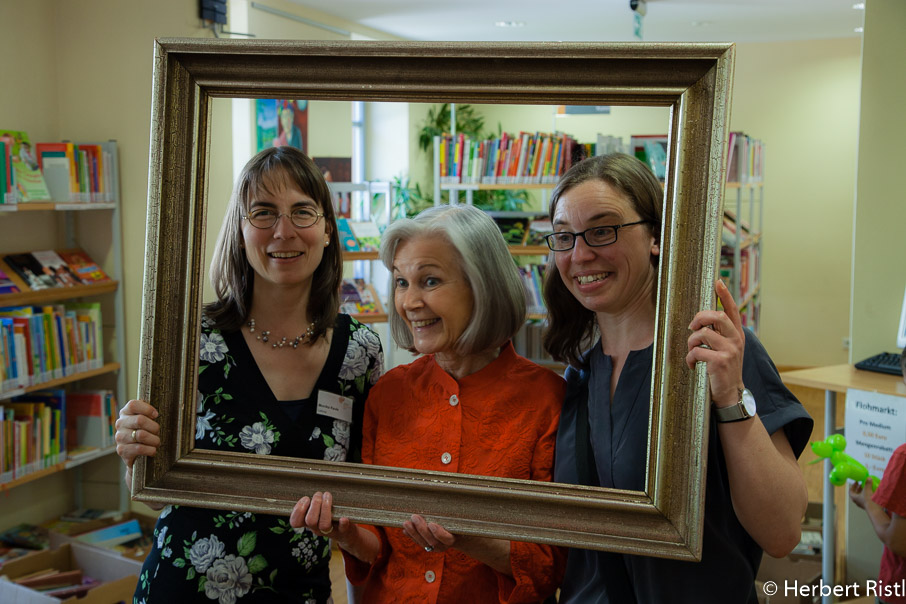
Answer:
[
  {"xmin": 290, "ymin": 204, "xmax": 566, "ymax": 603},
  {"xmin": 544, "ymin": 153, "xmax": 813, "ymax": 603},
  {"xmin": 115, "ymin": 146, "xmax": 382, "ymax": 603}
]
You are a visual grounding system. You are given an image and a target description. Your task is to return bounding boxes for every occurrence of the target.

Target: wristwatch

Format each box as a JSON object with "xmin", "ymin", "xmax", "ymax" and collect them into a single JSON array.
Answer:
[{"xmin": 713, "ymin": 388, "xmax": 756, "ymax": 423}]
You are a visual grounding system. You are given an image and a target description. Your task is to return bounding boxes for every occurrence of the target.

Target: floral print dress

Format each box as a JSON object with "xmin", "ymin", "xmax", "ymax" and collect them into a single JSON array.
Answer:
[{"xmin": 134, "ymin": 314, "xmax": 383, "ymax": 604}]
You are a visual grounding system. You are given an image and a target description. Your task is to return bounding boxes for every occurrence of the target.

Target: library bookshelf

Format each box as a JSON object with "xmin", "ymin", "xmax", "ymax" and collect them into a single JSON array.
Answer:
[{"xmin": 0, "ymin": 141, "xmax": 127, "ymax": 519}]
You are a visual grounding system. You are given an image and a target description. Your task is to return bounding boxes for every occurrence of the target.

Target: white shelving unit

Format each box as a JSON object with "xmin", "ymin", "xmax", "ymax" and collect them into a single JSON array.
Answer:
[{"xmin": 0, "ymin": 140, "xmax": 127, "ymax": 512}]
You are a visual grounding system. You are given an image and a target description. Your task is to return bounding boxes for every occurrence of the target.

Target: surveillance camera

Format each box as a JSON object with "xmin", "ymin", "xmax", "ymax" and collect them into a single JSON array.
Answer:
[{"xmin": 630, "ymin": 0, "xmax": 647, "ymax": 16}]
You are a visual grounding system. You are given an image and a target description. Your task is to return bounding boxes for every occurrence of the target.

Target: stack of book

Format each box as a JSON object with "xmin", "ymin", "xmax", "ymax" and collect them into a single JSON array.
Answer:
[
  {"xmin": 0, "ymin": 388, "xmax": 118, "ymax": 483},
  {"xmin": 0, "ymin": 131, "xmax": 117, "ymax": 205},
  {"xmin": 0, "ymin": 301, "xmax": 106, "ymax": 393},
  {"xmin": 726, "ymin": 132, "xmax": 765, "ymax": 184}
]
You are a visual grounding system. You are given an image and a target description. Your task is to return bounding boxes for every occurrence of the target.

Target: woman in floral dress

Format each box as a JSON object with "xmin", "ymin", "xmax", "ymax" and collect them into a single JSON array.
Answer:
[{"xmin": 115, "ymin": 146, "xmax": 383, "ymax": 603}]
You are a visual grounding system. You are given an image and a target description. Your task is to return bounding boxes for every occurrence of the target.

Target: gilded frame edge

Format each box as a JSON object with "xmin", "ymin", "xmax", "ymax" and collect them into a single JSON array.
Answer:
[{"xmin": 134, "ymin": 39, "xmax": 735, "ymax": 560}]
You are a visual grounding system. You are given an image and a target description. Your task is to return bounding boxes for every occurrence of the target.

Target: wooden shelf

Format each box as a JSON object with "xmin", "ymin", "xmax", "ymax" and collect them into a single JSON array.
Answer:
[
  {"xmin": 352, "ymin": 313, "xmax": 388, "ymax": 324},
  {"xmin": 0, "ymin": 362, "xmax": 121, "ymax": 401},
  {"xmin": 440, "ymin": 182, "xmax": 553, "ymax": 191},
  {"xmin": 508, "ymin": 245, "xmax": 549, "ymax": 256},
  {"xmin": 0, "ymin": 464, "xmax": 65, "ymax": 491},
  {"xmin": 1, "ymin": 446, "xmax": 117, "ymax": 492},
  {"xmin": 0, "ymin": 201, "xmax": 117, "ymax": 212},
  {"xmin": 739, "ymin": 284, "xmax": 761, "ymax": 310},
  {"xmin": 342, "ymin": 251, "xmax": 379, "ymax": 261},
  {"xmin": 0, "ymin": 280, "xmax": 118, "ymax": 306}
]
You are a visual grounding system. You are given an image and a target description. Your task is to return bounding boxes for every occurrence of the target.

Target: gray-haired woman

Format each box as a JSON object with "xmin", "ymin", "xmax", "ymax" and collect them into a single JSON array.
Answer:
[{"xmin": 292, "ymin": 204, "xmax": 566, "ymax": 603}]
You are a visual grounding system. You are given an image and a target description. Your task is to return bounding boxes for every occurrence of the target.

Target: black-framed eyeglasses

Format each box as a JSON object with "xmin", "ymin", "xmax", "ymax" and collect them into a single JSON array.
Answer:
[
  {"xmin": 242, "ymin": 207, "xmax": 324, "ymax": 229},
  {"xmin": 545, "ymin": 220, "xmax": 650, "ymax": 251}
]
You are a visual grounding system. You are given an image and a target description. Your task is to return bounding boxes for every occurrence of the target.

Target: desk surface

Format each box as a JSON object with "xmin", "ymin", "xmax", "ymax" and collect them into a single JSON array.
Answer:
[{"xmin": 781, "ymin": 363, "xmax": 906, "ymax": 397}]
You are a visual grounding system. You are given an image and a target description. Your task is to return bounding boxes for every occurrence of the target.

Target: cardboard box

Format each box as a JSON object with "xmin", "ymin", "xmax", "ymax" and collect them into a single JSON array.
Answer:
[
  {"xmin": 0, "ymin": 541, "xmax": 140, "ymax": 604},
  {"xmin": 48, "ymin": 511, "xmax": 155, "ymax": 562}
]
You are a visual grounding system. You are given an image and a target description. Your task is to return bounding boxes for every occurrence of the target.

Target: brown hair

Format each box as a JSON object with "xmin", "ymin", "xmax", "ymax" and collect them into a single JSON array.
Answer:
[
  {"xmin": 542, "ymin": 153, "xmax": 663, "ymax": 367},
  {"xmin": 204, "ymin": 146, "xmax": 342, "ymax": 339}
]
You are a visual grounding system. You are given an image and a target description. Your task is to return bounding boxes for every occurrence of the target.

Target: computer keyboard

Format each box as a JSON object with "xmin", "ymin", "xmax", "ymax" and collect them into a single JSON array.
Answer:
[{"xmin": 854, "ymin": 351, "xmax": 903, "ymax": 376}]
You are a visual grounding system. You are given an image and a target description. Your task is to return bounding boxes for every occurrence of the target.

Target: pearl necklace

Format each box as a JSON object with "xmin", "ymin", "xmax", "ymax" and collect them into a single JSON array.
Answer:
[{"xmin": 247, "ymin": 318, "xmax": 316, "ymax": 349}]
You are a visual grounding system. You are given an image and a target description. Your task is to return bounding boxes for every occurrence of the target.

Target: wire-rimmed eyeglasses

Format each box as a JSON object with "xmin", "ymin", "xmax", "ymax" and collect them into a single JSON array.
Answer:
[
  {"xmin": 545, "ymin": 220, "xmax": 650, "ymax": 251},
  {"xmin": 242, "ymin": 207, "xmax": 324, "ymax": 229}
]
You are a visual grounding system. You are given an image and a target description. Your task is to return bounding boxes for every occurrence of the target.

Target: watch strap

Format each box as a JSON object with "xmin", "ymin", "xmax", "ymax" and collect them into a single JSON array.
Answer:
[{"xmin": 713, "ymin": 402, "xmax": 750, "ymax": 423}]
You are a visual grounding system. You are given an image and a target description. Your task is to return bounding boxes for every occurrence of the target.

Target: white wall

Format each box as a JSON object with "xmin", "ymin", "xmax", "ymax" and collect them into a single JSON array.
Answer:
[
  {"xmin": 851, "ymin": 0, "xmax": 906, "ymax": 361},
  {"xmin": 731, "ymin": 38, "xmax": 862, "ymax": 367}
]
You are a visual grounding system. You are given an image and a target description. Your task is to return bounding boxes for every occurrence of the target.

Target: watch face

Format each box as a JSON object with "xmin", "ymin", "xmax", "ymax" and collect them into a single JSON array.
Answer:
[{"xmin": 741, "ymin": 388, "xmax": 757, "ymax": 416}]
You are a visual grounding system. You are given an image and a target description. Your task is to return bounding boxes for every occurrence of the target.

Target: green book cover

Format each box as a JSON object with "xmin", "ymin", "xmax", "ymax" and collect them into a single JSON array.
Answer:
[{"xmin": 0, "ymin": 130, "xmax": 51, "ymax": 202}]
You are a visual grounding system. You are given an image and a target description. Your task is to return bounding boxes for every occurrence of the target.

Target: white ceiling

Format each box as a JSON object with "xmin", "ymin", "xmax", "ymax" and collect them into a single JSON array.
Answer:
[{"xmin": 286, "ymin": 0, "xmax": 865, "ymax": 44}]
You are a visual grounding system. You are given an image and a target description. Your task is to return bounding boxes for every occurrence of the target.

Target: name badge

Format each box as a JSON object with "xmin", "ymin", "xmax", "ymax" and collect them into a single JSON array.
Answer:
[{"xmin": 316, "ymin": 390, "xmax": 353, "ymax": 423}]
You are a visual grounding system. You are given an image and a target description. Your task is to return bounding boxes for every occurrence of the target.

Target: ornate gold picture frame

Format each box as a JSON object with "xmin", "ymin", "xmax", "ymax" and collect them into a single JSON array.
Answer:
[{"xmin": 135, "ymin": 39, "xmax": 734, "ymax": 560}]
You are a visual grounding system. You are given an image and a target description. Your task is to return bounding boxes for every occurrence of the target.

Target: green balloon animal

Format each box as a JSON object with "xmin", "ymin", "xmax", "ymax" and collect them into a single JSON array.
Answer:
[{"xmin": 811, "ymin": 434, "xmax": 881, "ymax": 490}]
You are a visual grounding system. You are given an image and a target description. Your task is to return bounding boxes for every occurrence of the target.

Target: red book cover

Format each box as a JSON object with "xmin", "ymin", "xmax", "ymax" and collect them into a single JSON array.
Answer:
[{"xmin": 56, "ymin": 249, "xmax": 110, "ymax": 284}]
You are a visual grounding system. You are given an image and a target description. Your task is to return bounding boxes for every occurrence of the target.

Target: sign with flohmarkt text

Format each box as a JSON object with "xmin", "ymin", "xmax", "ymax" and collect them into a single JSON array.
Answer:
[{"xmin": 844, "ymin": 388, "xmax": 906, "ymax": 478}]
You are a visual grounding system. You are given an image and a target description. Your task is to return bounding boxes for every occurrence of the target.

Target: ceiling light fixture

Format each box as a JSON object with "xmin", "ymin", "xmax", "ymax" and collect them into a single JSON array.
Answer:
[
  {"xmin": 855, "ymin": 26, "xmax": 864, "ymax": 33},
  {"xmin": 852, "ymin": 2, "xmax": 865, "ymax": 9},
  {"xmin": 494, "ymin": 20, "xmax": 525, "ymax": 28}
]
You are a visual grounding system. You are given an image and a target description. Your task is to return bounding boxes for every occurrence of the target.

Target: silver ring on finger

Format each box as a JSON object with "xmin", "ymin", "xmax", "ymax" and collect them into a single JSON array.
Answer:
[
  {"xmin": 699, "ymin": 344, "xmax": 711, "ymax": 350},
  {"xmin": 424, "ymin": 545, "xmax": 434, "ymax": 553},
  {"xmin": 132, "ymin": 429, "xmax": 138, "ymax": 443}
]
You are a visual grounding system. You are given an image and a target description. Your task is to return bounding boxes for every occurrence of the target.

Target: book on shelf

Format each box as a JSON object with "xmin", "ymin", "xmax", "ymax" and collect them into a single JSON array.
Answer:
[
  {"xmin": 348, "ymin": 221, "xmax": 381, "ymax": 252},
  {"xmin": 726, "ymin": 132, "xmax": 765, "ymax": 184},
  {"xmin": 340, "ymin": 279, "xmax": 385, "ymax": 316},
  {"xmin": 30, "ymin": 250, "xmax": 83, "ymax": 287},
  {"xmin": 35, "ymin": 142, "xmax": 79, "ymax": 202},
  {"xmin": 3, "ymin": 252, "xmax": 58, "ymax": 290},
  {"xmin": 512, "ymin": 320, "xmax": 555, "ymax": 364},
  {"xmin": 518, "ymin": 264, "xmax": 547, "ymax": 316},
  {"xmin": 0, "ymin": 249, "xmax": 109, "ymax": 292},
  {"xmin": 56, "ymin": 248, "xmax": 111, "ymax": 284},
  {"xmin": 336, "ymin": 218, "xmax": 361, "ymax": 252},
  {"xmin": 0, "ymin": 140, "xmax": 12, "ymax": 205},
  {"xmin": 74, "ymin": 518, "xmax": 142, "ymax": 549},
  {"xmin": 595, "ymin": 134, "xmax": 629, "ymax": 156},
  {"xmin": 0, "ymin": 130, "xmax": 51, "ymax": 202},
  {"xmin": 721, "ymin": 209, "xmax": 752, "ymax": 246},
  {"xmin": 437, "ymin": 130, "xmax": 581, "ymax": 185},
  {"xmin": 0, "ymin": 268, "xmax": 19, "ymax": 295},
  {"xmin": 8, "ymin": 388, "xmax": 66, "ymax": 468},
  {"xmin": 629, "ymin": 134, "xmax": 668, "ymax": 182},
  {"xmin": 0, "ymin": 303, "xmax": 106, "ymax": 393},
  {"xmin": 66, "ymin": 389, "xmax": 117, "ymax": 451},
  {"xmin": 0, "ymin": 523, "xmax": 50, "ymax": 550}
]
